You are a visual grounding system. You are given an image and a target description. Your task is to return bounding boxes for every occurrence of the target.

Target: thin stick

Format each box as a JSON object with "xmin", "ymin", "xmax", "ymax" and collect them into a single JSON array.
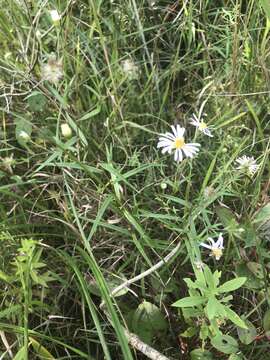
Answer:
[
  {"xmin": 100, "ymin": 241, "xmax": 181, "ymax": 360},
  {"xmin": 124, "ymin": 329, "xmax": 170, "ymax": 360},
  {"xmin": 0, "ymin": 331, "xmax": 13, "ymax": 359},
  {"xmin": 110, "ymin": 241, "xmax": 181, "ymax": 298}
]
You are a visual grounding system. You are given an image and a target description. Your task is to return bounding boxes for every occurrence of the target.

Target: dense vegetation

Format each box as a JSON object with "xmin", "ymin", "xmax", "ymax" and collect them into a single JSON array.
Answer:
[{"xmin": 0, "ymin": 0, "xmax": 269, "ymax": 359}]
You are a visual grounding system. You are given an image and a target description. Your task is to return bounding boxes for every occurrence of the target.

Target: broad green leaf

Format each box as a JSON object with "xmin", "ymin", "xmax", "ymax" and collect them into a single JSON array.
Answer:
[
  {"xmin": 190, "ymin": 349, "xmax": 213, "ymax": 360},
  {"xmin": 247, "ymin": 262, "xmax": 264, "ymax": 279},
  {"xmin": 218, "ymin": 277, "xmax": 246, "ymax": 293},
  {"xmin": 228, "ymin": 355, "xmax": 243, "ymax": 360},
  {"xmin": 236, "ymin": 263, "xmax": 263, "ymax": 289},
  {"xmin": 260, "ymin": 0, "xmax": 270, "ymax": 19},
  {"xmin": 263, "ymin": 309, "xmax": 270, "ymax": 331},
  {"xmin": 225, "ymin": 307, "xmax": 248, "ymax": 329},
  {"xmin": 211, "ymin": 334, "xmax": 238, "ymax": 354},
  {"xmin": 203, "ymin": 265, "xmax": 215, "ymax": 290},
  {"xmin": 15, "ymin": 117, "xmax": 32, "ymax": 146},
  {"xmin": 88, "ymin": 273, "xmax": 128, "ymax": 297},
  {"xmin": 181, "ymin": 326, "xmax": 197, "ymax": 338},
  {"xmin": 206, "ymin": 296, "xmax": 219, "ymax": 320},
  {"xmin": 30, "ymin": 337, "xmax": 55, "ymax": 359},
  {"xmin": 0, "ymin": 269, "xmax": 11, "ymax": 283},
  {"xmin": 199, "ymin": 324, "xmax": 209, "ymax": 340},
  {"xmin": 213, "ymin": 270, "xmax": 222, "ymax": 288},
  {"xmin": 26, "ymin": 91, "xmax": 47, "ymax": 112},
  {"xmin": 215, "ymin": 206, "xmax": 238, "ymax": 232},
  {"xmin": 253, "ymin": 204, "xmax": 270, "ymax": 226},
  {"xmin": 132, "ymin": 301, "xmax": 167, "ymax": 344},
  {"xmin": 13, "ymin": 348, "xmax": 27, "ymax": 360},
  {"xmin": 78, "ymin": 106, "xmax": 101, "ymax": 121},
  {"xmin": 206, "ymin": 297, "xmax": 226, "ymax": 320},
  {"xmin": 237, "ymin": 318, "xmax": 257, "ymax": 344},
  {"xmin": 241, "ymin": 221, "xmax": 257, "ymax": 247},
  {"xmin": 184, "ymin": 278, "xmax": 198, "ymax": 289},
  {"xmin": 172, "ymin": 296, "xmax": 206, "ymax": 308}
]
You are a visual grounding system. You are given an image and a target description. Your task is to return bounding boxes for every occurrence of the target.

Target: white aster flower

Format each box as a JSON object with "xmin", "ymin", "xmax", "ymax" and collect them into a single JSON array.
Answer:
[
  {"xmin": 200, "ymin": 233, "xmax": 224, "ymax": 260},
  {"xmin": 190, "ymin": 113, "xmax": 213, "ymax": 137},
  {"xmin": 157, "ymin": 125, "xmax": 200, "ymax": 163},
  {"xmin": 50, "ymin": 9, "xmax": 61, "ymax": 23},
  {"xmin": 41, "ymin": 55, "xmax": 63, "ymax": 84},
  {"xmin": 236, "ymin": 155, "xmax": 259, "ymax": 176}
]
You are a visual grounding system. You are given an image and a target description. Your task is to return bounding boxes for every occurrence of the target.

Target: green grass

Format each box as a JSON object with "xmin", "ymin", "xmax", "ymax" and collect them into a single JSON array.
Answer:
[{"xmin": 0, "ymin": 0, "xmax": 269, "ymax": 359}]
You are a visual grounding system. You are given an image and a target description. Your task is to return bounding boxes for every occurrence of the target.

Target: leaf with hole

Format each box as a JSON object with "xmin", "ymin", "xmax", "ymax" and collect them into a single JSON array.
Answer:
[
  {"xmin": 237, "ymin": 318, "xmax": 257, "ymax": 344},
  {"xmin": 211, "ymin": 334, "xmax": 239, "ymax": 354}
]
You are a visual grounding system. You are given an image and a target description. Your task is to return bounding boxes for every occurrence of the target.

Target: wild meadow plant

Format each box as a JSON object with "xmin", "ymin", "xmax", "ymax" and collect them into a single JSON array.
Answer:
[{"xmin": 0, "ymin": 0, "xmax": 269, "ymax": 359}]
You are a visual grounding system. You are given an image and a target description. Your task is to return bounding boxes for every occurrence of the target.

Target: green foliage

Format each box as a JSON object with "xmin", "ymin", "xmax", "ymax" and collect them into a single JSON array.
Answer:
[
  {"xmin": 0, "ymin": 0, "xmax": 268, "ymax": 358},
  {"xmin": 172, "ymin": 265, "xmax": 247, "ymax": 349},
  {"xmin": 130, "ymin": 301, "xmax": 168, "ymax": 344},
  {"xmin": 237, "ymin": 318, "xmax": 257, "ymax": 345},
  {"xmin": 211, "ymin": 334, "xmax": 239, "ymax": 354}
]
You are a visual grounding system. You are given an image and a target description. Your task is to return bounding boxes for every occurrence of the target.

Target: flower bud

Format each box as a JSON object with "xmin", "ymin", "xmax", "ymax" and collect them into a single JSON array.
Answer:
[
  {"xmin": 18, "ymin": 130, "xmax": 30, "ymax": 142},
  {"xmin": 50, "ymin": 10, "xmax": 61, "ymax": 24},
  {"xmin": 61, "ymin": 123, "xmax": 72, "ymax": 138}
]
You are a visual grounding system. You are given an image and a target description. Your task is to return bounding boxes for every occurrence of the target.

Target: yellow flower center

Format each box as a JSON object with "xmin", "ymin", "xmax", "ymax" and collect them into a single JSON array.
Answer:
[
  {"xmin": 211, "ymin": 248, "xmax": 223, "ymax": 260},
  {"xmin": 199, "ymin": 122, "xmax": 207, "ymax": 130},
  {"xmin": 174, "ymin": 137, "xmax": 185, "ymax": 149}
]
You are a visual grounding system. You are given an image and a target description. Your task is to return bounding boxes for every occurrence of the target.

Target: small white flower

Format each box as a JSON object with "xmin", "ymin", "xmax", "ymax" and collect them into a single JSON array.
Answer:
[
  {"xmin": 190, "ymin": 113, "xmax": 213, "ymax": 137},
  {"xmin": 61, "ymin": 123, "xmax": 72, "ymax": 138},
  {"xmin": 236, "ymin": 155, "xmax": 259, "ymax": 176},
  {"xmin": 200, "ymin": 234, "xmax": 224, "ymax": 260},
  {"xmin": 121, "ymin": 59, "xmax": 139, "ymax": 79},
  {"xmin": 157, "ymin": 125, "xmax": 200, "ymax": 163},
  {"xmin": 41, "ymin": 55, "xmax": 63, "ymax": 84},
  {"xmin": 50, "ymin": 9, "xmax": 61, "ymax": 23}
]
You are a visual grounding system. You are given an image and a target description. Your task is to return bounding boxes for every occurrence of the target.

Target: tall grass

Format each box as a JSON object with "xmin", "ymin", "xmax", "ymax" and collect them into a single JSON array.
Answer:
[{"xmin": 0, "ymin": 0, "xmax": 269, "ymax": 359}]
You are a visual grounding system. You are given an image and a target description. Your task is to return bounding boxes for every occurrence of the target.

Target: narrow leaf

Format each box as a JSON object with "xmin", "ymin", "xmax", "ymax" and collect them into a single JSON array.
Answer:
[
  {"xmin": 218, "ymin": 277, "xmax": 246, "ymax": 293},
  {"xmin": 172, "ymin": 296, "xmax": 206, "ymax": 308}
]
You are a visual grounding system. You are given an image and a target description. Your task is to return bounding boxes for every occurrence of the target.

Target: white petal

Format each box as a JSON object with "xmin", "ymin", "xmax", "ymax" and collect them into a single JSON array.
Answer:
[
  {"xmin": 176, "ymin": 125, "xmax": 185, "ymax": 138},
  {"xmin": 190, "ymin": 120, "xmax": 199, "ymax": 127},
  {"xmin": 177, "ymin": 149, "xmax": 183, "ymax": 162},
  {"xmin": 174, "ymin": 149, "xmax": 179, "ymax": 162},
  {"xmin": 216, "ymin": 234, "xmax": 224, "ymax": 248},
  {"xmin": 207, "ymin": 237, "xmax": 215, "ymax": 245},
  {"xmin": 200, "ymin": 242, "xmax": 212, "ymax": 250},
  {"xmin": 161, "ymin": 145, "xmax": 173, "ymax": 154},
  {"xmin": 182, "ymin": 146, "xmax": 193, "ymax": 158},
  {"xmin": 171, "ymin": 125, "xmax": 178, "ymax": 137},
  {"xmin": 163, "ymin": 132, "xmax": 176, "ymax": 140},
  {"xmin": 157, "ymin": 139, "xmax": 173, "ymax": 148},
  {"xmin": 158, "ymin": 136, "xmax": 173, "ymax": 143},
  {"xmin": 203, "ymin": 128, "xmax": 213, "ymax": 137}
]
